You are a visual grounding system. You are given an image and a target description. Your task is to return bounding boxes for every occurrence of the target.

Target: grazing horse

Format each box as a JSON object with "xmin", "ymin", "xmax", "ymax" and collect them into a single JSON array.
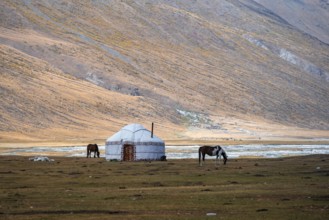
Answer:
[
  {"xmin": 199, "ymin": 145, "xmax": 227, "ymax": 166},
  {"xmin": 87, "ymin": 144, "xmax": 100, "ymax": 158}
]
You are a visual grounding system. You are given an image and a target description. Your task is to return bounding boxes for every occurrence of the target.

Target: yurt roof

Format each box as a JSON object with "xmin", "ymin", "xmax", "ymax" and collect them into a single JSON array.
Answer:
[{"xmin": 106, "ymin": 124, "xmax": 164, "ymax": 144}]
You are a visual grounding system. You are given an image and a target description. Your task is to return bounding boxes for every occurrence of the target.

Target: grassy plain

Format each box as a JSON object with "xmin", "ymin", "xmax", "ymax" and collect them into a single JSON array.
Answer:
[{"xmin": 0, "ymin": 155, "xmax": 328, "ymax": 219}]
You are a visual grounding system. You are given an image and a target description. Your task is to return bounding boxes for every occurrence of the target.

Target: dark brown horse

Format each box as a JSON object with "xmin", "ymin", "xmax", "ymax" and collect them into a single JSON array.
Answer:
[
  {"xmin": 199, "ymin": 145, "xmax": 227, "ymax": 166},
  {"xmin": 87, "ymin": 144, "xmax": 100, "ymax": 158}
]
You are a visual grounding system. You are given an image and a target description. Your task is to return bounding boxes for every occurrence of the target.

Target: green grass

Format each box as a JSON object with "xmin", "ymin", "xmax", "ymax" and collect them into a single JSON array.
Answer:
[{"xmin": 0, "ymin": 155, "xmax": 328, "ymax": 219}]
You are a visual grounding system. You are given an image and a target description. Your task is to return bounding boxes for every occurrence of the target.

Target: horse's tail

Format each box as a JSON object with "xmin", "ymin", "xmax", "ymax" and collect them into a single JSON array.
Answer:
[
  {"xmin": 95, "ymin": 144, "xmax": 100, "ymax": 157},
  {"xmin": 222, "ymin": 150, "xmax": 228, "ymax": 165}
]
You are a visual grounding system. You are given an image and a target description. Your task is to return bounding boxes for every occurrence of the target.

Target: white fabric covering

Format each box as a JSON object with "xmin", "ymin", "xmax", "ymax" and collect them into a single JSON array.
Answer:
[{"xmin": 105, "ymin": 124, "xmax": 165, "ymax": 161}]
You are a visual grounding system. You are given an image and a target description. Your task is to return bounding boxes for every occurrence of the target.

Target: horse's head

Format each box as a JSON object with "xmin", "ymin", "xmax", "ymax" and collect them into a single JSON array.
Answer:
[{"xmin": 222, "ymin": 151, "xmax": 228, "ymax": 165}]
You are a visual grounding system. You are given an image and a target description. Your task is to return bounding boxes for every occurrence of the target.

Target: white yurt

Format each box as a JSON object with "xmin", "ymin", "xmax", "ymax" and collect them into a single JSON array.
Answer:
[{"xmin": 105, "ymin": 123, "xmax": 165, "ymax": 161}]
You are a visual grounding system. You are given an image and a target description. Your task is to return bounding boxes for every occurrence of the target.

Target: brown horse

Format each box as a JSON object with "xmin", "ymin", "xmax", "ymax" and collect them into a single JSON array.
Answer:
[
  {"xmin": 199, "ymin": 145, "xmax": 227, "ymax": 166},
  {"xmin": 87, "ymin": 144, "xmax": 100, "ymax": 158}
]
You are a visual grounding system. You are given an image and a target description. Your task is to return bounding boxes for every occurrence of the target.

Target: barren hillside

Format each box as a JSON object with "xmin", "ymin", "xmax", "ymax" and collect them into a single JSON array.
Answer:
[
  {"xmin": 0, "ymin": 0, "xmax": 328, "ymax": 143},
  {"xmin": 254, "ymin": 0, "xmax": 329, "ymax": 45}
]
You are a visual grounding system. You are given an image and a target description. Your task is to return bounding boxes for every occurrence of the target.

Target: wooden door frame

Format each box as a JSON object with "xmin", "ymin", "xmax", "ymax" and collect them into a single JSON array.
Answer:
[{"xmin": 122, "ymin": 144, "xmax": 135, "ymax": 161}]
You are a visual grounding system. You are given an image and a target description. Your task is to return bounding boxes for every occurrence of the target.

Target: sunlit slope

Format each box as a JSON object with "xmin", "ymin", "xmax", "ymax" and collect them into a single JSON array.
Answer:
[{"xmin": 0, "ymin": 44, "xmax": 181, "ymax": 142}]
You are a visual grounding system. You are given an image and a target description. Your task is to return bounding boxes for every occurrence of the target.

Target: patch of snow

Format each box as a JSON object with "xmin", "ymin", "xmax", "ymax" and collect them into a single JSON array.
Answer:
[
  {"xmin": 177, "ymin": 109, "xmax": 198, "ymax": 118},
  {"xmin": 244, "ymin": 35, "xmax": 329, "ymax": 81},
  {"xmin": 29, "ymin": 156, "xmax": 54, "ymax": 162},
  {"xmin": 206, "ymin": 213, "xmax": 217, "ymax": 216},
  {"xmin": 176, "ymin": 109, "xmax": 220, "ymax": 129},
  {"xmin": 243, "ymin": 35, "xmax": 269, "ymax": 50},
  {"xmin": 86, "ymin": 72, "xmax": 104, "ymax": 85},
  {"xmin": 279, "ymin": 48, "xmax": 329, "ymax": 81}
]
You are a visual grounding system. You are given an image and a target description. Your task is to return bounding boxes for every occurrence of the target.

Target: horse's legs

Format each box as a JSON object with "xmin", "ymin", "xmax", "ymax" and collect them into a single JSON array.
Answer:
[
  {"xmin": 201, "ymin": 153, "xmax": 206, "ymax": 166},
  {"xmin": 87, "ymin": 149, "xmax": 89, "ymax": 158}
]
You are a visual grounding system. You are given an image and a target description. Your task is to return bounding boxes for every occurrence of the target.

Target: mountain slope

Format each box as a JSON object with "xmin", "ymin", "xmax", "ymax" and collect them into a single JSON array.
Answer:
[
  {"xmin": 0, "ymin": 44, "xmax": 182, "ymax": 142},
  {"xmin": 254, "ymin": 0, "xmax": 329, "ymax": 45},
  {"xmin": 0, "ymin": 0, "xmax": 328, "ymax": 143}
]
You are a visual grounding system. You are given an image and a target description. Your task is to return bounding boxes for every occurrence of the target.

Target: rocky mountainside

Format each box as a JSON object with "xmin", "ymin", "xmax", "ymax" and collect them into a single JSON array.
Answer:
[{"xmin": 1, "ymin": 0, "xmax": 328, "ymax": 143}]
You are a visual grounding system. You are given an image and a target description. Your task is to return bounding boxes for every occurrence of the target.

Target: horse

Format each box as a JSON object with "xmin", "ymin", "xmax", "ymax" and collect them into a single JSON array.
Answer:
[
  {"xmin": 86, "ymin": 144, "xmax": 100, "ymax": 158},
  {"xmin": 198, "ymin": 145, "xmax": 227, "ymax": 166}
]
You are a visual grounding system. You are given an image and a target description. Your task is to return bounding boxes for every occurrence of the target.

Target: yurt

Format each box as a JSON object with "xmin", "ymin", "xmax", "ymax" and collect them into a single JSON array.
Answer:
[{"xmin": 105, "ymin": 124, "xmax": 165, "ymax": 161}]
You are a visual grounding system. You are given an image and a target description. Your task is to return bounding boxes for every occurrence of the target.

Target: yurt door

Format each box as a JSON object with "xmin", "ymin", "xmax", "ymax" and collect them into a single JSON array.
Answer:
[{"xmin": 122, "ymin": 144, "xmax": 135, "ymax": 161}]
